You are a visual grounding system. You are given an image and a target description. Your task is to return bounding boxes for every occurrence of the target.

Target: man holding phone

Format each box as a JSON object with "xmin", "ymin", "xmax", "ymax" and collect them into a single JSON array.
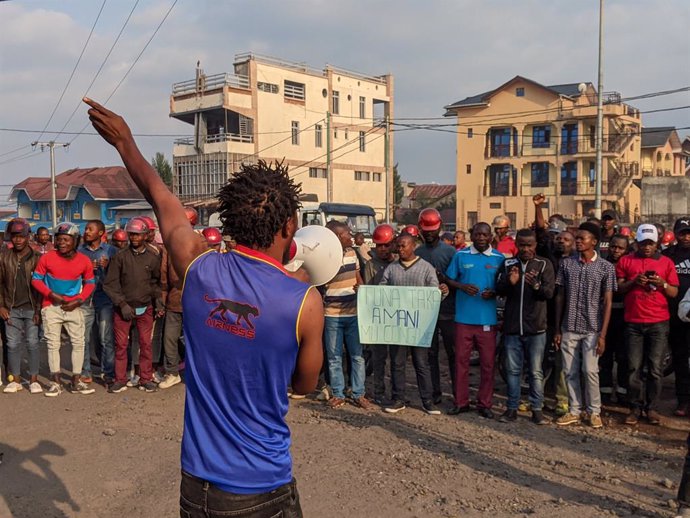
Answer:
[{"xmin": 616, "ymin": 223, "xmax": 679, "ymax": 425}]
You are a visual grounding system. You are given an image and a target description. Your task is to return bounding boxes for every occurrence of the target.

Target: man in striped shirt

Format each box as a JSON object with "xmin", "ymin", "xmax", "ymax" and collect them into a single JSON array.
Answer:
[{"xmin": 322, "ymin": 222, "xmax": 371, "ymax": 410}]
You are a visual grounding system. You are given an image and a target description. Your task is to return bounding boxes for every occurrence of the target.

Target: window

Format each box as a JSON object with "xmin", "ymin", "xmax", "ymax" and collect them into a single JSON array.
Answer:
[
  {"xmin": 354, "ymin": 171, "xmax": 370, "ymax": 181},
  {"xmin": 359, "ymin": 131, "xmax": 366, "ymax": 152},
  {"xmin": 467, "ymin": 211, "xmax": 478, "ymax": 230},
  {"xmin": 315, "ymin": 124, "xmax": 323, "ymax": 148},
  {"xmin": 257, "ymin": 81, "xmax": 278, "ymax": 94},
  {"xmin": 372, "ymin": 172, "xmax": 382, "ymax": 182},
  {"xmin": 284, "ymin": 80, "xmax": 305, "ymax": 101},
  {"xmin": 309, "ymin": 167, "xmax": 327, "ymax": 178},
  {"xmin": 467, "ymin": 128, "xmax": 473, "ymax": 138},
  {"xmin": 532, "ymin": 126, "xmax": 551, "ymax": 148},
  {"xmin": 489, "ymin": 164, "xmax": 511, "ymax": 196},
  {"xmin": 344, "ymin": 129, "xmax": 349, "ymax": 140},
  {"xmin": 516, "ymin": 87, "xmax": 525, "ymax": 97},
  {"xmin": 490, "ymin": 128, "xmax": 511, "ymax": 157},
  {"xmin": 359, "ymin": 96, "xmax": 366, "ymax": 119},
  {"xmin": 588, "ymin": 162, "xmax": 596, "ymax": 187},
  {"xmin": 334, "ymin": 128, "xmax": 338, "ymax": 139},
  {"xmin": 291, "ymin": 121, "xmax": 300, "ymax": 145},
  {"xmin": 561, "ymin": 162, "xmax": 577, "ymax": 195},
  {"xmin": 530, "ymin": 162, "xmax": 550, "ymax": 187},
  {"xmin": 490, "ymin": 203, "xmax": 502, "ymax": 209},
  {"xmin": 332, "ymin": 91, "xmax": 340, "ymax": 114},
  {"xmin": 561, "ymin": 123, "xmax": 578, "ymax": 154},
  {"xmin": 466, "ymin": 164, "xmax": 472, "ymax": 175}
]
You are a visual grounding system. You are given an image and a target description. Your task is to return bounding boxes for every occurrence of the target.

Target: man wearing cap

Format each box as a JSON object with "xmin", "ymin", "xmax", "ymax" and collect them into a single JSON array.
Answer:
[
  {"xmin": 617, "ymin": 224, "xmax": 679, "ymax": 425},
  {"xmin": 110, "ymin": 229, "xmax": 128, "ymax": 250},
  {"xmin": 599, "ymin": 209, "xmax": 619, "ymax": 259},
  {"xmin": 0, "ymin": 219, "xmax": 42, "ymax": 393},
  {"xmin": 554, "ymin": 222, "xmax": 616, "ymax": 429},
  {"xmin": 416, "ymin": 208, "xmax": 457, "ymax": 404},
  {"xmin": 663, "ymin": 217, "xmax": 690, "ymax": 416},
  {"xmin": 492, "ymin": 215, "xmax": 518, "ymax": 258},
  {"xmin": 31, "ymin": 222, "xmax": 96, "ymax": 397}
]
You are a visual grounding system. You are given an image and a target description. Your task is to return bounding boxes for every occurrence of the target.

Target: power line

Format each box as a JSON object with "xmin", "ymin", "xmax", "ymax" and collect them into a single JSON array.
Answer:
[
  {"xmin": 0, "ymin": 150, "xmax": 43, "ymax": 167},
  {"xmin": 34, "ymin": 0, "xmax": 107, "ymax": 143},
  {"xmin": 54, "ymin": 0, "xmax": 141, "ymax": 139},
  {"xmin": 0, "ymin": 145, "xmax": 30, "ymax": 159}
]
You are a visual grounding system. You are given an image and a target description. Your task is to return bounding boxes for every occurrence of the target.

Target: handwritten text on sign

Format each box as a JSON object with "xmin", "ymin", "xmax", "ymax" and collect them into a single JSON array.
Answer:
[{"xmin": 357, "ymin": 286, "xmax": 442, "ymax": 347}]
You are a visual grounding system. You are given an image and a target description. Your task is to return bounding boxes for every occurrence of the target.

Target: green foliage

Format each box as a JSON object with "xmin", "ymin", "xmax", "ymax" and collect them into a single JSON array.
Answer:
[{"xmin": 151, "ymin": 152, "xmax": 172, "ymax": 188}]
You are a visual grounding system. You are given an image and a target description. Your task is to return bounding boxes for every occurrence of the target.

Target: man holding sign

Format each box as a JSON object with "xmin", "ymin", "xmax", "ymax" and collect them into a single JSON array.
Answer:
[{"xmin": 378, "ymin": 234, "xmax": 448, "ymax": 415}]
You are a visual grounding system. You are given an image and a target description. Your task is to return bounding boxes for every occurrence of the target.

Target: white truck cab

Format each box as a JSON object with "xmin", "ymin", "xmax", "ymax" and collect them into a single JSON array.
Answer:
[{"xmin": 298, "ymin": 202, "xmax": 377, "ymax": 241}]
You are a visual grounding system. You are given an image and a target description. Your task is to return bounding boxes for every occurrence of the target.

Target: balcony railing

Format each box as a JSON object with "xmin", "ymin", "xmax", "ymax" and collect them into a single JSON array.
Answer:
[
  {"xmin": 521, "ymin": 182, "xmax": 557, "ymax": 196},
  {"xmin": 172, "ymin": 72, "xmax": 250, "ymax": 95},
  {"xmin": 482, "ymin": 183, "xmax": 518, "ymax": 197},
  {"xmin": 174, "ymin": 133, "xmax": 254, "ymax": 146},
  {"xmin": 522, "ymin": 142, "xmax": 558, "ymax": 156}
]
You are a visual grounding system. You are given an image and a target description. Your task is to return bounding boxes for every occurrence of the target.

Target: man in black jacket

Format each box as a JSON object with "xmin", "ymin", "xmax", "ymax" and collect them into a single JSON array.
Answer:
[{"xmin": 496, "ymin": 228, "xmax": 555, "ymax": 424}]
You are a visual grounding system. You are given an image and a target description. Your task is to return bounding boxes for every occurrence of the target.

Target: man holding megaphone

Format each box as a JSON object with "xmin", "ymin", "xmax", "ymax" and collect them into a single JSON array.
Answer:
[{"xmin": 84, "ymin": 98, "xmax": 323, "ymax": 518}]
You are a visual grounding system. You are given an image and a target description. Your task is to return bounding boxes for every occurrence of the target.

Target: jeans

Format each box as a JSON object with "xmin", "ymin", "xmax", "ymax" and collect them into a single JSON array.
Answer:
[
  {"xmin": 429, "ymin": 318, "xmax": 456, "ymax": 399},
  {"xmin": 389, "ymin": 344, "xmax": 433, "ymax": 404},
  {"xmin": 180, "ymin": 471, "xmax": 302, "ymax": 518},
  {"xmin": 560, "ymin": 331, "xmax": 601, "ymax": 416},
  {"xmin": 371, "ymin": 344, "xmax": 390, "ymax": 400},
  {"xmin": 670, "ymin": 316, "xmax": 690, "ymax": 405},
  {"xmin": 599, "ymin": 309, "xmax": 628, "ymax": 398},
  {"xmin": 81, "ymin": 302, "xmax": 115, "ymax": 378},
  {"xmin": 454, "ymin": 323, "xmax": 496, "ymax": 409},
  {"xmin": 163, "ymin": 311, "xmax": 183, "ymax": 375},
  {"xmin": 114, "ymin": 306, "xmax": 154, "ymax": 384},
  {"xmin": 626, "ymin": 320, "xmax": 669, "ymax": 412},
  {"xmin": 324, "ymin": 316, "xmax": 365, "ymax": 399},
  {"xmin": 504, "ymin": 333, "xmax": 546, "ymax": 411},
  {"xmin": 5, "ymin": 307, "xmax": 40, "ymax": 378},
  {"xmin": 42, "ymin": 305, "xmax": 86, "ymax": 376}
]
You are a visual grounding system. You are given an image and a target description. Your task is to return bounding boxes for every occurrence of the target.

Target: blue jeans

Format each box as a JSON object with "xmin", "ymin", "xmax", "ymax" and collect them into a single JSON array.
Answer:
[
  {"xmin": 626, "ymin": 320, "xmax": 669, "ymax": 412},
  {"xmin": 504, "ymin": 333, "xmax": 546, "ymax": 411},
  {"xmin": 560, "ymin": 331, "xmax": 601, "ymax": 416},
  {"xmin": 81, "ymin": 302, "xmax": 115, "ymax": 378},
  {"xmin": 324, "ymin": 316, "xmax": 365, "ymax": 399},
  {"xmin": 6, "ymin": 307, "xmax": 40, "ymax": 378}
]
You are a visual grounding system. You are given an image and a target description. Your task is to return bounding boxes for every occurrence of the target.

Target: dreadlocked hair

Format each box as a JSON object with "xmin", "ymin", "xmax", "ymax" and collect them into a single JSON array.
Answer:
[{"xmin": 217, "ymin": 160, "xmax": 302, "ymax": 249}]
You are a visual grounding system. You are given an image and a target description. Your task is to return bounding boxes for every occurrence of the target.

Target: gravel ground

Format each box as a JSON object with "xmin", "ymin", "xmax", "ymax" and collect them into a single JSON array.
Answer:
[{"xmin": 1, "ymin": 355, "xmax": 688, "ymax": 518}]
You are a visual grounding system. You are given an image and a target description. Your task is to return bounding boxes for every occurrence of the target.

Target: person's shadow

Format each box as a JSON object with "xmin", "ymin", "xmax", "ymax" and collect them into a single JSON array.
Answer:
[{"xmin": 0, "ymin": 440, "xmax": 79, "ymax": 518}]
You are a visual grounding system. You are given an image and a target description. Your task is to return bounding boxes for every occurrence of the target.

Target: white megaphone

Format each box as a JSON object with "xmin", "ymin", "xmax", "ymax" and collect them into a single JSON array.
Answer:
[{"xmin": 284, "ymin": 225, "xmax": 342, "ymax": 286}]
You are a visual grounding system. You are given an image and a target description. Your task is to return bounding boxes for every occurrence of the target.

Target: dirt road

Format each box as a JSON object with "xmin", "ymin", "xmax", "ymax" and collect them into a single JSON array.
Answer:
[{"xmin": 1, "ymin": 370, "xmax": 688, "ymax": 518}]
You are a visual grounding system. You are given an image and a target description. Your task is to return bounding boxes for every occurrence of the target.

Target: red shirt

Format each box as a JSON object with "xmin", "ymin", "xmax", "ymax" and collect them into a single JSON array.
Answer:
[
  {"xmin": 615, "ymin": 252, "xmax": 679, "ymax": 323},
  {"xmin": 31, "ymin": 250, "xmax": 96, "ymax": 308},
  {"xmin": 494, "ymin": 235, "xmax": 518, "ymax": 258}
]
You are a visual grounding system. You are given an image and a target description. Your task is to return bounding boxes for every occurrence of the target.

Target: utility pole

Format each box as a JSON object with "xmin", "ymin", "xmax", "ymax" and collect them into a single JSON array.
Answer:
[
  {"xmin": 384, "ymin": 114, "xmax": 390, "ymax": 223},
  {"xmin": 31, "ymin": 141, "xmax": 70, "ymax": 229},
  {"xmin": 326, "ymin": 111, "xmax": 332, "ymax": 203},
  {"xmin": 594, "ymin": 0, "xmax": 605, "ymax": 219}
]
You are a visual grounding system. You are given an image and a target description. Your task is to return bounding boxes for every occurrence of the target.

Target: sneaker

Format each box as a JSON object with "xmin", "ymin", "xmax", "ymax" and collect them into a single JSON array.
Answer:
[
  {"xmin": 373, "ymin": 394, "xmax": 386, "ymax": 405},
  {"xmin": 422, "ymin": 402, "xmax": 441, "ymax": 415},
  {"xmin": 384, "ymin": 400, "xmax": 406, "ymax": 414},
  {"xmin": 289, "ymin": 392, "xmax": 307, "ymax": 400},
  {"xmin": 556, "ymin": 412, "xmax": 580, "ymax": 426},
  {"xmin": 554, "ymin": 403, "xmax": 569, "ymax": 417},
  {"xmin": 478, "ymin": 407, "xmax": 495, "ymax": 419},
  {"xmin": 589, "ymin": 413, "xmax": 603, "ymax": 429},
  {"xmin": 81, "ymin": 375, "xmax": 93, "ymax": 384},
  {"xmin": 447, "ymin": 405, "xmax": 471, "ymax": 415},
  {"xmin": 531, "ymin": 410, "xmax": 548, "ymax": 425},
  {"xmin": 158, "ymin": 373, "xmax": 182, "ymax": 390},
  {"xmin": 109, "ymin": 382, "xmax": 128, "ymax": 393},
  {"xmin": 353, "ymin": 396, "xmax": 373, "ymax": 410},
  {"xmin": 29, "ymin": 382, "xmax": 43, "ymax": 394},
  {"xmin": 138, "ymin": 381, "xmax": 158, "ymax": 393},
  {"xmin": 624, "ymin": 411, "xmax": 639, "ymax": 426},
  {"xmin": 3, "ymin": 381, "xmax": 23, "ymax": 393},
  {"xmin": 499, "ymin": 409, "xmax": 518, "ymax": 423},
  {"xmin": 327, "ymin": 396, "xmax": 345, "ymax": 409},
  {"xmin": 44, "ymin": 382, "xmax": 62, "ymax": 397},
  {"xmin": 152, "ymin": 371, "xmax": 165, "ymax": 384},
  {"xmin": 71, "ymin": 381, "xmax": 95, "ymax": 395},
  {"xmin": 316, "ymin": 386, "xmax": 331, "ymax": 401},
  {"xmin": 127, "ymin": 374, "xmax": 140, "ymax": 388},
  {"xmin": 645, "ymin": 410, "xmax": 661, "ymax": 426},
  {"xmin": 518, "ymin": 401, "xmax": 531, "ymax": 412},
  {"xmin": 432, "ymin": 394, "xmax": 443, "ymax": 405}
]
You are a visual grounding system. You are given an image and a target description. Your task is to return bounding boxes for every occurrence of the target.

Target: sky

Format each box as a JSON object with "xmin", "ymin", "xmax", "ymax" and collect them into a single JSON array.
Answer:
[{"xmin": 1, "ymin": 0, "xmax": 689, "ymax": 208}]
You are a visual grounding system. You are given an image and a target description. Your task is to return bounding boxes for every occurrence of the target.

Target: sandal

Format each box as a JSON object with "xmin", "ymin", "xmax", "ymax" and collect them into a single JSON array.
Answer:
[{"xmin": 327, "ymin": 397, "xmax": 345, "ymax": 409}]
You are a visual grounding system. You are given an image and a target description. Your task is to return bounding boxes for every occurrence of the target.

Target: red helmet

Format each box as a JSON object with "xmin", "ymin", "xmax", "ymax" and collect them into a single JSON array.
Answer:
[
  {"xmin": 125, "ymin": 217, "xmax": 149, "ymax": 234},
  {"xmin": 202, "ymin": 227, "xmax": 222, "ymax": 245},
  {"xmin": 372, "ymin": 224, "xmax": 395, "ymax": 244},
  {"xmin": 418, "ymin": 208, "xmax": 442, "ymax": 231},
  {"xmin": 138, "ymin": 216, "xmax": 157, "ymax": 231},
  {"xmin": 619, "ymin": 226, "xmax": 632, "ymax": 237},
  {"xmin": 184, "ymin": 207, "xmax": 199, "ymax": 226},
  {"xmin": 402, "ymin": 224, "xmax": 419, "ymax": 238},
  {"xmin": 112, "ymin": 229, "xmax": 127, "ymax": 241},
  {"xmin": 661, "ymin": 230, "xmax": 675, "ymax": 246},
  {"xmin": 288, "ymin": 239, "xmax": 298, "ymax": 261},
  {"xmin": 6, "ymin": 218, "xmax": 30, "ymax": 237}
]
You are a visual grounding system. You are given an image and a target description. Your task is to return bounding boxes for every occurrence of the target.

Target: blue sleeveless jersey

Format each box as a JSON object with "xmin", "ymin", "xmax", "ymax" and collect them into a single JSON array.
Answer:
[{"xmin": 180, "ymin": 245, "xmax": 311, "ymax": 494}]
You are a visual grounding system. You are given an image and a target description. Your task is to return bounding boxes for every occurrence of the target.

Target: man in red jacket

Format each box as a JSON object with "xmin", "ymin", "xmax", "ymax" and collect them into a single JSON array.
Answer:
[{"xmin": 31, "ymin": 222, "xmax": 96, "ymax": 397}]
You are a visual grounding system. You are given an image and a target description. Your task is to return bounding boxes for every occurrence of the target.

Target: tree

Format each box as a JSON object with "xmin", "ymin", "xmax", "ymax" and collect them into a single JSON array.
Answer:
[
  {"xmin": 393, "ymin": 163, "xmax": 404, "ymax": 206},
  {"xmin": 151, "ymin": 152, "xmax": 172, "ymax": 188}
]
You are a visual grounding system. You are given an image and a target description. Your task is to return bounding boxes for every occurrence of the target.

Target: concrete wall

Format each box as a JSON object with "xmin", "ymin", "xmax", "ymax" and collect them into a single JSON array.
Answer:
[{"xmin": 641, "ymin": 177, "xmax": 690, "ymax": 226}]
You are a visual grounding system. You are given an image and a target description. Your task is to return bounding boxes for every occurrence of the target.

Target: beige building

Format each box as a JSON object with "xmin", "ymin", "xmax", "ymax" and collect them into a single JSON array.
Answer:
[
  {"xmin": 444, "ymin": 76, "xmax": 643, "ymax": 229},
  {"xmin": 640, "ymin": 126, "xmax": 685, "ymax": 177},
  {"xmin": 169, "ymin": 53, "xmax": 394, "ymax": 220}
]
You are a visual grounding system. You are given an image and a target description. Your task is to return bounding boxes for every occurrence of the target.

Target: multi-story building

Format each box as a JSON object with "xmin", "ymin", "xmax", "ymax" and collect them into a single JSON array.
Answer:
[
  {"xmin": 444, "ymin": 76, "xmax": 642, "ymax": 229},
  {"xmin": 169, "ymin": 53, "xmax": 394, "ymax": 221},
  {"xmin": 640, "ymin": 126, "xmax": 685, "ymax": 177}
]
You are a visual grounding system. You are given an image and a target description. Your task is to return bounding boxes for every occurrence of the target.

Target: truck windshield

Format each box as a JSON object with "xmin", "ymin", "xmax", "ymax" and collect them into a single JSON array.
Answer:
[{"xmin": 326, "ymin": 213, "xmax": 377, "ymax": 237}]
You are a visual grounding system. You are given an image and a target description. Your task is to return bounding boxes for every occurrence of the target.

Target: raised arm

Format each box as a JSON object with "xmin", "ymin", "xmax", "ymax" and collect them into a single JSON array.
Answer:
[{"xmin": 84, "ymin": 98, "xmax": 206, "ymax": 278}]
